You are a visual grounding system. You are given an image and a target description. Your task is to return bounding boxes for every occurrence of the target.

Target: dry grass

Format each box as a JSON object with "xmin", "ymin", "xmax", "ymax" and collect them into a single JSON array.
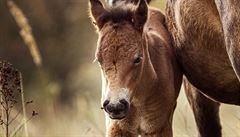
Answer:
[
  {"xmin": 7, "ymin": 0, "xmax": 42, "ymax": 67},
  {"xmin": 19, "ymin": 73, "xmax": 28, "ymax": 137}
]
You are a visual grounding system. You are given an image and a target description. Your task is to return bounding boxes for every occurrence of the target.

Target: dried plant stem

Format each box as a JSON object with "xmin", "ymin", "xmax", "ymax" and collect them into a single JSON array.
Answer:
[
  {"xmin": 0, "ymin": 76, "xmax": 3, "ymax": 118},
  {"xmin": 10, "ymin": 116, "xmax": 34, "ymax": 137},
  {"xmin": 20, "ymin": 73, "xmax": 28, "ymax": 137},
  {"xmin": 1, "ymin": 84, "xmax": 10, "ymax": 137},
  {"xmin": 8, "ymin": 108, "xmax": 22, "ymax": 125},
  {"xmin": 6, "ymin": 108, "xmax": 9, "ymax": 137},
  {"xmin": 0, "ymin": 93, "xmax": 5, "ymax": 136},
  {"xmin": 7, "ymin": 0, "xmax": 42, "ymax": 67}
]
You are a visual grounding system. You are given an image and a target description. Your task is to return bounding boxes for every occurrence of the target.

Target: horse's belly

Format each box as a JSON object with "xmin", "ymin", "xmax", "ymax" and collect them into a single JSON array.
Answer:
[
  {"xmin": 178, "ymin": 48, "xmax": 240, "ymax": 93},
  {"xmin": 179, "ymin": 50, "xmax": 240, "ymax": 104}
]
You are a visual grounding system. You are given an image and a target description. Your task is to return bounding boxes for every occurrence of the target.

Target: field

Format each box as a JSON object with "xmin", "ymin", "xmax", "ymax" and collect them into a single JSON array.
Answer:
[{"xmin": 0, "ymin": 0, "xmax": 239, "ymax": 136}]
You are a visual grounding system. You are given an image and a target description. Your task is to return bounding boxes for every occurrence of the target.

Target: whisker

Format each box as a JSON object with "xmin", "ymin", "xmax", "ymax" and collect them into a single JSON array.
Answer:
[{"xmin": 92, "ymin": 58, "xmax": 98, "ymax": 63}]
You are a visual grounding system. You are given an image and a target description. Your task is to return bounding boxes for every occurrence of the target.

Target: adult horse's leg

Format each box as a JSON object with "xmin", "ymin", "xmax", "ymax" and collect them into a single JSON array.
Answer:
[
  {"xmin": 214, "ymin": 0, "xmax": 240, "ymax": 82},
  {"xmin": 183, "ymin": 78, "xmax": 222, "ymax": 137}
]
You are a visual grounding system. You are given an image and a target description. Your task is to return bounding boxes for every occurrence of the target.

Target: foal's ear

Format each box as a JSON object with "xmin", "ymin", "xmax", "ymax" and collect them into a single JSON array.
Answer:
[
  {"xmin": 133, "ymin": 0, "xmax": 148, "ymax": 31},
  {"xmin": 89, "ymin": 0, "xmax": 106, "ymax": 30}
]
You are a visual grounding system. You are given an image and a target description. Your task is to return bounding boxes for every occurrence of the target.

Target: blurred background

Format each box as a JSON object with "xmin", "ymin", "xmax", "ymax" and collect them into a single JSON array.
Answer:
[{"xmin": 0, "ymin": 0, "xmax": 239, "ymax": 136}]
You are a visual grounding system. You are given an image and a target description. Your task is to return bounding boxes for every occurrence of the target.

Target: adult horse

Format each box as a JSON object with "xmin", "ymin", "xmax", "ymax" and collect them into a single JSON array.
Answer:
[
  {"xmin": 166, "ymin": 0, "xmax": 240, "ymax": 136},
  {"xmin": 89, "ymin": 0, "xmax": 182, "ymax": 136}
]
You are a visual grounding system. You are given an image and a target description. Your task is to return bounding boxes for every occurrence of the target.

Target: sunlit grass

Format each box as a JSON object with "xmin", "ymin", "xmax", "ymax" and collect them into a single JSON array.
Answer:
[{"xmin": 151, "ymin": 0, "xmax": 166, "ymax": 11}]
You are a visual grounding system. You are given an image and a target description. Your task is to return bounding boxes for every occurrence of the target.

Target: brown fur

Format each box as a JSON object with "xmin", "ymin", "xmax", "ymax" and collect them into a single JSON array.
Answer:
[
  {"xmin": 166, "ymin": 0, "xmax": 240, "ymax": 104},
  {"xmin": 166, "ymin": 0, "xmax": 240, "ymax": 136},
  {"xmin": 107, "ymin": 0, "xmax": 152, "ymax": 6},
  {"xmin": 89, "ymin": 0, "xmax": 182, "ymax": 136}
]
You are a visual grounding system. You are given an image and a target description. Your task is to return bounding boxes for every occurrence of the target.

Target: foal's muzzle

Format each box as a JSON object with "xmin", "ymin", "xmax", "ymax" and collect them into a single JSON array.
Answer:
[{"xmin": 103, "ymin": 99, "xmax": 129, "ymax": 119}]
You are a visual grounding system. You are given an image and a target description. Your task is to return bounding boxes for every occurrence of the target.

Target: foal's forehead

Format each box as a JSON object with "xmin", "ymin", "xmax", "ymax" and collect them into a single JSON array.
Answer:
[
  {"xmin": 100, "ymin": 26, "xmax": 141, "ymax": 49},
  {"xmin": 100, "ymin": 23, "xmax": 141, "ymax": 47},
  {"xmin": 96, "ymin": 25, "xmax": 142, "ymax": 60}
]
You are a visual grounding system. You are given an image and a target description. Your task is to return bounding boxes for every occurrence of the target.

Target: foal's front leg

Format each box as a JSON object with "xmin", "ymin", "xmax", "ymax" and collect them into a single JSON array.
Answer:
[
  {"xmin": 106, "ymin": 122, "xmax": 137, "ymax": 137},
  {"xmin": 140, "ymin": 113, "xmax": 174, "ymax": 137},
  {"xmin": 140, "ymin": 124, "xmax": 173, "ymax": 137}
]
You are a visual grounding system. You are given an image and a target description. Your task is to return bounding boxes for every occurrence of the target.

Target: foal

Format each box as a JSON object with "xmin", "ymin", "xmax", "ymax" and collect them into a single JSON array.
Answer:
[{"xmin": 89, "ymin": 0, "xmax": 182, "ymax": 136}]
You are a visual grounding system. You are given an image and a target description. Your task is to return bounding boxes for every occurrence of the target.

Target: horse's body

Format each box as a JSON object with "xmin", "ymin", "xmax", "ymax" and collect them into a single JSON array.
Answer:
[
  {"xmin": 166, "ymin": 0, "xmax": 240, "ymax": 136},
  {"xmin": 166, "ymin": 0, "xmax": 240, "ymax": 105},
  {"xmin": 89, "ymin": 0, "xmax": 182, "ymax": 136}
]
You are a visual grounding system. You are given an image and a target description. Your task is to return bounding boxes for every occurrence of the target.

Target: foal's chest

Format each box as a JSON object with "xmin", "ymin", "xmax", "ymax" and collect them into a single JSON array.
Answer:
[{"xmin": 138, "ymin": 116, "xmax": 158, "ymax": 135}]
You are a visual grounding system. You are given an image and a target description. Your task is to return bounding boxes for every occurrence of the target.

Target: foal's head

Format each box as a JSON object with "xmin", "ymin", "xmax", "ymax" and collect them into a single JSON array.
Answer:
[{"xmin": 90, "ymin": 0, "xmax": 148, "ymax": 119}]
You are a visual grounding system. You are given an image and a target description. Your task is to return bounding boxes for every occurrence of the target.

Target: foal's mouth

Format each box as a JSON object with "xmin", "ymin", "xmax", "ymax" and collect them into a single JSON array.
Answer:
[
  {"xmin": 107, "ymin": 107, "xmax": 129, "ymax": 120},
  {"xmin": 109, "ymin": 113, "xmax": 127, "ymax": 120}
]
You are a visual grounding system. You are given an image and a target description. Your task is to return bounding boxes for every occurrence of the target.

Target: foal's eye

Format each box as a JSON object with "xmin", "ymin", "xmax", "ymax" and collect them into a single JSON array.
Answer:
[{"xmin": 134, "ymin": 57, "xmax": 142, "ymax": 64}]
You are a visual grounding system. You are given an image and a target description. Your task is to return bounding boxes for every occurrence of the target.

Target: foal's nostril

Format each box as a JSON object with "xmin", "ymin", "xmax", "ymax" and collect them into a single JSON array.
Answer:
[
  {"xmin": 116, "ymin": 103, "xmax": 125, "ymax": 111},
  {"xmin": 103, "ymin": 100, "xmax": 110, "ymax": 108},
  {"xmin": 106, "ymin": 104, "xmax": 114, "ymax": 113},
  {"xmin": 119, "ymin": 99, "xmax": 128, "ymax": 106}
]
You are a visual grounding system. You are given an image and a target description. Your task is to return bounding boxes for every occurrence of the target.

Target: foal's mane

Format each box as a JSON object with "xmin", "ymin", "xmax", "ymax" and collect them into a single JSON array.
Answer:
[{"xmin": 98, "ymin": 4, "xmax": 136, "ymax": 25}]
